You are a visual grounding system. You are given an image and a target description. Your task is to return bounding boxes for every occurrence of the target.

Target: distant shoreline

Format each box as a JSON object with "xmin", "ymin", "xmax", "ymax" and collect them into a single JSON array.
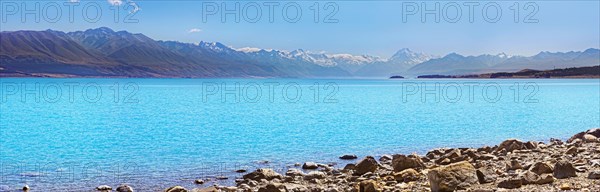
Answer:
[
  {"xmin": 4, "ymin": 66, "xmax": 599, "ymax": 79},
  {"xmin": 414, "ymin": 66, "xmax": 600, "ymax": 79},
  {"xmin": 3, "ymin": 74, "xmax": 599, "ymax": 79}
]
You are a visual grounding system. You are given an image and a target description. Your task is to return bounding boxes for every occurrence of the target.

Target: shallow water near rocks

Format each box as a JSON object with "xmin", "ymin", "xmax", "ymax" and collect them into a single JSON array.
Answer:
[{"xmin": 0, "ymin": 78, "xmax": 598, "ymax": 191}]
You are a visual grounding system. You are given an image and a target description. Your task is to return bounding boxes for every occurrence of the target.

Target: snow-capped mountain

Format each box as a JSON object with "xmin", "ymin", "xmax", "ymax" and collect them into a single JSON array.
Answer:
[
  {"xmin": 352, "ymin": 48, "xmax": 435, "ymax": 76},
  {"xmin": 234, "ymin": 47, "xmax": 385, "ymax": 67},
  {"xmin": 408, "ymin": 49, "xmax": 600, "ymax": 75},
  {"xmin": 389, "ymin": 48, "xmax": 433, "ymax": 64},
  {"xmin": 491, "ymin": 48, "xmax": 600, "ymax": 71},
  {"xmin": 232, "ymin": 46, "xmax": 431, "ymax": 75},
  {"xmin": 1, "ymin": 27, "xmax": 598, "ymax": 78}
]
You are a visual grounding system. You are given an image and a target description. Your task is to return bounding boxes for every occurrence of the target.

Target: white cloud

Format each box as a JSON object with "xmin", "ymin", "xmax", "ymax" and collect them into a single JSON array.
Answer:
[
  {"xmin": 188, "ymin": 28, "xmax": 202, "ymax": 33},
  {"xmin": 69, "ymin": 0, "xmax": 80, "ymax": 2},
  {"xmin": 106, "ymin": 0, "xmax": 140, "ymax": 13},
  {"xmin": 107, "ymin": 0, "xmax": 123, "ymax": 6}
]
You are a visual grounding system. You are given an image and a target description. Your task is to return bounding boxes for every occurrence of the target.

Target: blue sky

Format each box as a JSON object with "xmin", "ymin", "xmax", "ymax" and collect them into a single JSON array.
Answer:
[{"xmin": 1, "ymin": 0, "xmax": 599, "ymax": 58}]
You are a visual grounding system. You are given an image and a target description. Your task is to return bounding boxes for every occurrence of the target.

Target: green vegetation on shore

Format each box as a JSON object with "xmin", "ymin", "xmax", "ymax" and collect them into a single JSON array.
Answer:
[{"xmin": 416, "ymin": 65, "xmax": 600, "ymax": 79}]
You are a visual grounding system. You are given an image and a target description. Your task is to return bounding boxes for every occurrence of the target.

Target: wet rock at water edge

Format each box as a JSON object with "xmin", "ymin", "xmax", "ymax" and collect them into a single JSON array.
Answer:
[
  {"xmin": 496, "ymin": 139, "xmax": 525, "ymax": 152},
  {"xmin": 339, "ymin": 154, "xmax": 358, "ymax": 160},
  {"xmin": 550, "ymin": 138, "xmax": 564, "ymax": 145},
  {"xmin": 302, "ymin": 162, "xmax": 319, "ymax": 169},
  {"xmin": 96, "ymin": 185, "xmax": 112, "ymax": 191},
  {"xmin": 568, "ymin": 128, "xmax": 600, "ymax": 143},
  {"xmin": 116, "ymin": 185, "xmax": 134, "ymax": 192},
  {"xmin": 583, "ymin": 134, "xmax": 598, "ymax": 142},
  {"xmin": 255, "ymin": 160, "xmax": 270, "ymax": 164},
  {"xmin": 525, "ymin": 141, "xmax": 539, "ymax": 149},
  {"xmin": 304, "ymin": 171, "xmax": 327, "ymax": 180},
  {"xmin": 164, "ymin": 186, "xmax": 187, "ymax": 192},
  {"xmin": 343, "ymin": 163, "xmax": 356, "ymax": 171},
  {"xmin": 22, "ymin": 185, "xmax": 29, "ymax": 191},
  {"xmin": 285, "ymin": 168, "xmax": 305, "ymax": 177},
  {"xmin": 379, "ymin": 155, "xmax": 393, "ymax": 162},
  {"xmin": 194, "ymin": 179, "xmax": 205, "ymax": 184},
  {"xmin": 354, "ymin": 156, "xmax": 378, "ymax": 176},
  {"xmin": 243, "ymin": 168, "xmax": 283, "ymax": 181}
]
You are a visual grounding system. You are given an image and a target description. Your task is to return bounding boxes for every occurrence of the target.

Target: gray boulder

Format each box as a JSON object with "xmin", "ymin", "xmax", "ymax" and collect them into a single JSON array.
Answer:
[{"xmin": 553, "ymin": 160, "xmax": 577, "ymax": 179}]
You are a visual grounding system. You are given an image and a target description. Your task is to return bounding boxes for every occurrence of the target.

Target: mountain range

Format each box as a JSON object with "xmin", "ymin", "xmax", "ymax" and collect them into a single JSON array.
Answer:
[{"xmin": 1, "ymin": 27, "xmax": 598, "ymax": 78}]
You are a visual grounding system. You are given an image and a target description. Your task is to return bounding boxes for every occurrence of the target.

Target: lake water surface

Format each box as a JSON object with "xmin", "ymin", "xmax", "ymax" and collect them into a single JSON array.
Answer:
[{"xmin": 0, "ymin": 78, "xmax": 599, "ymax": 191}]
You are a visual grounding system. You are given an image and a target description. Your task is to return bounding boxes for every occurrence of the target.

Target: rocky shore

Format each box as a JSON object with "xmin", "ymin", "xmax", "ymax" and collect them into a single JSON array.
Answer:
[{"xmin": 79, "ymin": 129, "xmax": 600, "ymax": 191}]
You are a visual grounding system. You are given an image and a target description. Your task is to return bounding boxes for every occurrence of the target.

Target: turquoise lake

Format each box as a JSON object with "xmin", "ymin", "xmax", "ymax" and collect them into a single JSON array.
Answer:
[{"xmin": 0, "ymin": 78, "xmax": 599, "ymax": 191}]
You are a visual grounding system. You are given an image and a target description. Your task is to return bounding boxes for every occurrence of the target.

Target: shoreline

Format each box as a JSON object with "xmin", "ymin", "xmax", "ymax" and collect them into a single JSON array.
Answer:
[
  {"xmin": 86, "ymin": 128, "xmax": 600, "ymax": 192},
  {"xmin": 3, "ymin": 129, "xmax": 598, "ymax": 191}
]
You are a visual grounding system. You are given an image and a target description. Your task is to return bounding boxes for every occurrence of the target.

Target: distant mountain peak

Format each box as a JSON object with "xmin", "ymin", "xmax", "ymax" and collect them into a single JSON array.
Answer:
[
  {"xmin": 583, "ymin": 48, "xmax": 600, "ymax": 53},
  {"xmin": 390, "ymin": 48, "xmax": 431, "ymax": 61},
  {"xmin": 391, "ymin": 48, "xmax": 415, "ymax": 56},
  {"xmin": 395, "ymin": 48, "xmax": 411, "ymax": 53},
  {"xmin": 496, "ymin": 52, "xmax": 509, "ymax": 58},
  {"xmin": 536, "ymin": 51, "xmax": 551, "ymax": 55},
  {"xmin": 85, "ymin": 27, "xmax": 115, "ymax": 34},
  {"xmin": 197, "ymin": 41, "xmax": 231, "ymax": 50},
  {"xmin": 289, "ymin": 49, "xmax": 309, "ymax": 56},
  {"xmin": 445, "ymin": 52, "xmax": 464, "ymax": 59}
]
